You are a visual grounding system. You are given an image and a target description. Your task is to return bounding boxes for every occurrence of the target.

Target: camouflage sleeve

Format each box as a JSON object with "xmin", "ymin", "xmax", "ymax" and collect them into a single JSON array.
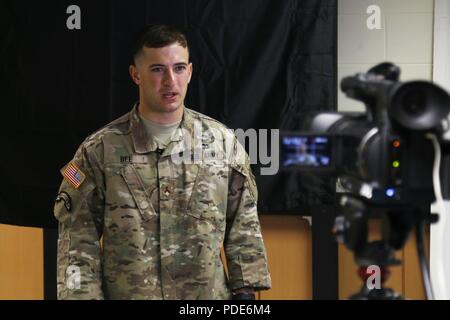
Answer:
[
  {"xmin": 224, "ymin": 138, "xmax": 272, "ymax": 292},
  {"xmin": 54, "ymin": 142, "xmax": 105, "ymax": 300}
]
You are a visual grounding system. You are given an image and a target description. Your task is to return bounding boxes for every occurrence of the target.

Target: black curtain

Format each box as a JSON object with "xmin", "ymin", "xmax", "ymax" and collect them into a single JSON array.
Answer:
[
  {"xmin": 0, "ymin": 0, "xmax": 110, "ymax": 228},
  {"xmin": 0, "ymin": 0, "xmax": 336, "ymax": 228}
]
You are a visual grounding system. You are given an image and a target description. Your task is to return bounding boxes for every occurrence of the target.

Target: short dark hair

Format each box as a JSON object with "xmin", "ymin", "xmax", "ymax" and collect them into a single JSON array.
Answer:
[{"xmin": 131, "ymin": 24, "xmax": 189, "ymax": 64}]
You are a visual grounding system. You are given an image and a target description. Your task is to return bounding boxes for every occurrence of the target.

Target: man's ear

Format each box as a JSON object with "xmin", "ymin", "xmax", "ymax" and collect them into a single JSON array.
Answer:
[
  {"xmin": 129, "ymin": 64, "xmax": 140, "ymax": 85},
  {"xmin": 187, "ymin": 62, "xmax": 193, "ymax": 83}
]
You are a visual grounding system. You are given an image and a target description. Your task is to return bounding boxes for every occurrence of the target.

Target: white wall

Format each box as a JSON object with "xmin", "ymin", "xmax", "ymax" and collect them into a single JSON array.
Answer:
[
  {"xmin": 338, "ymin": 0, "xmax": 435, "ymax": 111},
  {"xmin": 431, "ymin": 0, "xmax": 450, "ymax": 300},
  {"xmin": 433, "ymin": 0, "xmax": 450, "ymax": 90}
]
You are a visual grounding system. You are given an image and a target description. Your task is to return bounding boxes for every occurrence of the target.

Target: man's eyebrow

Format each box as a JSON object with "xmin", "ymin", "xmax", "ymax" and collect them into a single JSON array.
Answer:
[{"xmin": 149, "ymin": 62, "xmax": 188, "ymax": 68}]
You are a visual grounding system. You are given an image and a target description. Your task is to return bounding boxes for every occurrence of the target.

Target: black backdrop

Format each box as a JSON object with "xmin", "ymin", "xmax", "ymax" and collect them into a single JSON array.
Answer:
[{"xmin": 0, "ymin": 0, "xmax": 336, "ymax": 228}]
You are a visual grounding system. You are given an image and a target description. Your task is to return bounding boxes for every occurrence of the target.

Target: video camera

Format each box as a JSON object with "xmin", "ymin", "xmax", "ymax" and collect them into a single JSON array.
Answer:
[{"xmin": 280, "ymin": 62, "xmax": 450, "ymax": 299}]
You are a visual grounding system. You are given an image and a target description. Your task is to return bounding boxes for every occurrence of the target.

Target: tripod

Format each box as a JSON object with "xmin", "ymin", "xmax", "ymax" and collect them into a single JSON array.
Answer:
[
  {"xmin": 348, "ymin": 241, "xmax": 402, "ymax": 300},
  {"xmin": 334, "ymin": 193, "xmax": 436, "ymax": 300}
]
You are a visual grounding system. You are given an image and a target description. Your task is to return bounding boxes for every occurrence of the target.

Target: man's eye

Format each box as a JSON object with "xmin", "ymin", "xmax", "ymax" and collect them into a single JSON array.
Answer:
[
  {"xmin": 174, "ymin": 65, "xmax": 186, "ymax": 73},
  {"xmin": 151, "ymin": 67, "xmax": 164, "ymax": 73}
]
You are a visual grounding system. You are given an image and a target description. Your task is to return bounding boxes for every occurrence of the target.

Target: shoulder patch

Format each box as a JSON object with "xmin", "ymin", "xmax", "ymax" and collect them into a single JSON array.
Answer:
[{"xmin": 62, "ymin": 162, "xmax": 86, "ymax": 189}]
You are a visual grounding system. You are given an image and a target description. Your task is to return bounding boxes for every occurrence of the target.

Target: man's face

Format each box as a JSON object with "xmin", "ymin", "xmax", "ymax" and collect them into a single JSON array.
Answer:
[{"xmin": 130, "ymin": 43, "xmax": 192, "ymax": 115}]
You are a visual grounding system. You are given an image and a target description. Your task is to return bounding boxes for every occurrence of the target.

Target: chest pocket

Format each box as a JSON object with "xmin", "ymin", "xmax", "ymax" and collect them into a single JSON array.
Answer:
[
  {"xmin": 187, "ymin": 159, "xmax": 228, "ymax": 232},
  {"xmin": 120, "ymin": 164, "xmax": 156, "ymax": 222}
]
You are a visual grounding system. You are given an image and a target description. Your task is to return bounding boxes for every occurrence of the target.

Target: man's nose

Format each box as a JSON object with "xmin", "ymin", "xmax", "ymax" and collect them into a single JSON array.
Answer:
[{"xmin": 162, "ymin": 69, "xmax": 176, "ymax": 86}]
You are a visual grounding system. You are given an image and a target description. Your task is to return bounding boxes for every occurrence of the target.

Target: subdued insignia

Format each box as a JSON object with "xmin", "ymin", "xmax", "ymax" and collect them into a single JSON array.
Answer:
[
  {"xmin": 62, "ymin": 162, "xmax": 86, "ymax": 189},
  {"xmin": 56, "ymin": 191, "xmax": 72, "ymax": 212}
]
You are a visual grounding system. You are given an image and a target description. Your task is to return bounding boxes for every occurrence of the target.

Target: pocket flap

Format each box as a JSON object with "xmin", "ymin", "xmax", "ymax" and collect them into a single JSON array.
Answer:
[{"xmin": 120, "ymin": 164, "xmax": 156, "ymax": 222}]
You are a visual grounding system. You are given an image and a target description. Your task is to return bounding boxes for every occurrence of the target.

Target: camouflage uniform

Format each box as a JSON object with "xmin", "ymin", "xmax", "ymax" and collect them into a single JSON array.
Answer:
[{"xmin": 54, "ymin": 105, "xmax": 271, "ymax": 299}]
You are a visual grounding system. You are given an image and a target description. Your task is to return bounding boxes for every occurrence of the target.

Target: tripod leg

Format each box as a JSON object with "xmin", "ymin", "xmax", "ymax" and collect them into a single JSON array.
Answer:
[{"xmin": 415, "ymin": 222, "xmax": 434, "ymax": 300}]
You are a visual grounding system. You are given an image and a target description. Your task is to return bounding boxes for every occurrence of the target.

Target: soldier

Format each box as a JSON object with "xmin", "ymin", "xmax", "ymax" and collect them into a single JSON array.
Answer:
[{"xmin": 54, "ymin": 24, "xmax": 271, "ymax": 299}]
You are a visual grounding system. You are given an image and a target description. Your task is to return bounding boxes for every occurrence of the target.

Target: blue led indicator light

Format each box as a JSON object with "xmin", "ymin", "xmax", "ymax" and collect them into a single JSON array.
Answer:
[{"xmin": 386, "ymin": 188, "xmax": 395, "ymax": 197}]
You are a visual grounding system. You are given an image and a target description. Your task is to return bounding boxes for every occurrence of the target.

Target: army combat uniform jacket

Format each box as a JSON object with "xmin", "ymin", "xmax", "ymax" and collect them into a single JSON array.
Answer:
[{"xmin": 54, "ymin": 105, "xmax": 271, "ymax": 299}]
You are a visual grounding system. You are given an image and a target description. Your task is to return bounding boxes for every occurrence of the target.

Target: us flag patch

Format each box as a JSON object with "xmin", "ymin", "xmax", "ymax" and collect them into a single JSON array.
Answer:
[{"xmin": 63, "ymin": 162, "xmax": 86, "ymax": 189}]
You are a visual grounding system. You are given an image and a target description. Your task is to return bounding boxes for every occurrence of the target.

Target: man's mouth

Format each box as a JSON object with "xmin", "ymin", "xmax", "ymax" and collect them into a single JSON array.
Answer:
[{"xmin": 162, "ymin": 92, "xmax": 178, "ymax": 99}]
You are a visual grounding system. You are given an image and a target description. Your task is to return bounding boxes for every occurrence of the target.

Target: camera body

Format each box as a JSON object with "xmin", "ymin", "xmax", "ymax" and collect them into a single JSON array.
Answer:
[
  {"xmin": 281, "ymin": 62, "xmax": 450, "ymax": 206},
  {"xmin": 280, "ymin": 63, "xmax": 450, "ymax": 262}
]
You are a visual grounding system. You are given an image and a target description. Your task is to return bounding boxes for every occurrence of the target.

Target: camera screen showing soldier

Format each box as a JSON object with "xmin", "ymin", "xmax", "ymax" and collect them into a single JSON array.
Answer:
[
  {"xmin": 54, "ymin": 24, "xmax": 271, "ymax": 300},
  {"xmin": 281, "ymin": 136, "xmax": 331, "ymax": 168}
]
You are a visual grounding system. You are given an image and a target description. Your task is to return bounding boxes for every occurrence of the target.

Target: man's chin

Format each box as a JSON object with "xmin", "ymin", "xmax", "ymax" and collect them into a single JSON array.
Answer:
[{"xmin": 158, "ymin": 102, "xmax": 182, "ymax": 113}]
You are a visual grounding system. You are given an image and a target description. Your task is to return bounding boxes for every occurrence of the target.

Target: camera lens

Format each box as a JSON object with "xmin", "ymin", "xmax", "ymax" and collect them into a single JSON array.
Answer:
[
  {"xmin": 401, "ymin": 92, "xmax": 426, "ymax": 116},
  {"xmin": 390, "ymin": 81, "xmax": 450, "ymax": 130}
]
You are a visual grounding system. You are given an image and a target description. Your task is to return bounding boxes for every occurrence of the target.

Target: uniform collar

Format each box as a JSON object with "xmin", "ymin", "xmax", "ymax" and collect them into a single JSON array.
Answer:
[{"xmin": 129, "ymin": 103, "xmax": 196, "ymax": 155}]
